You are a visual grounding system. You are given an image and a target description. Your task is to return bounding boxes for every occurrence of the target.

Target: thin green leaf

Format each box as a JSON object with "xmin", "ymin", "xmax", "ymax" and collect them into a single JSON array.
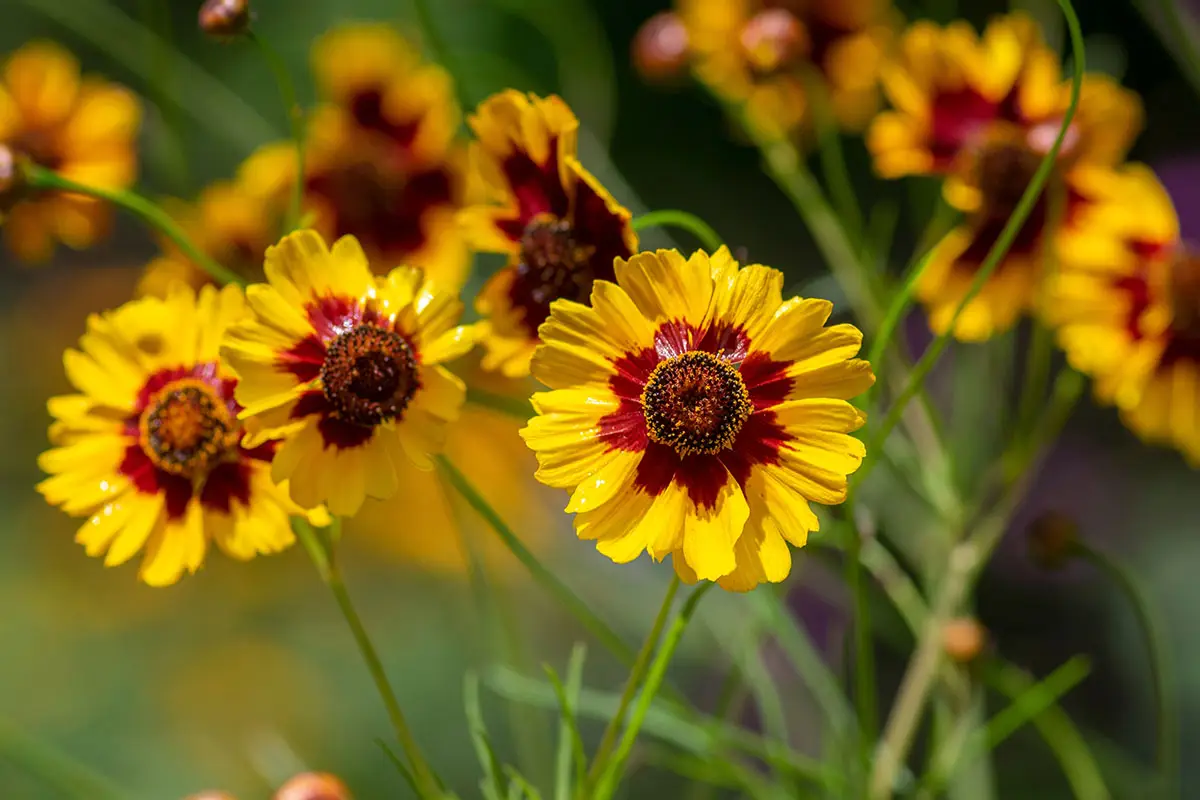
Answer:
[
  {"xmin": 984, "ymin": 656, "xmax": 1092, "ymax": 750},
  {"xmin": 503, "ymin": 766, "xmax": 545, "ymax": 800},
  {"xmin": 465, "ymin": 673, "xmax": 511, "ymax": 800},
  {"xmin": 545, "ymin": 644, "xmax": 588, "ymax": 800},
  {"xmin": 631, "ymin": 210, "xmax": 724, "ymax": 251},
  {"xmin": 375, "ymin": 739, "xmax": 420, "ymax": 797}
]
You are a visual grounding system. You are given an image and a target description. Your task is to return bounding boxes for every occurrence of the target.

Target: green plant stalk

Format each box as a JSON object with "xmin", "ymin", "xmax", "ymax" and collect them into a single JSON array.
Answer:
[
  {"xmin": 23, "ymin": 164, "xmax": 245, "ymax": 287},
  {"xmin": 631, "ymin": 210, "xmax": 724, "ymax": 251},
  {"xmin": 1077, "ymin": 543, "xmax": 1178, "ymax": 798},
  {"xmin": 0, "ymin": 719, "xmax": 127, "ymax": 800},
  {"xmin": 247, "ymin": 30, "xmax": 306, "ymax": 232},
  {"xmin": 411, "ymin": 0, "xmax": 469, "ymax": 110},
  {"xmin": 856, "ymin": 0, "xmax": 1086, "ymax": 492},
  {"xmin": 587, "ymin": 575, "xmax": 681, "ymax": 788},
  {"xmin": 1142, "ymin": 0, "xmax": 1200, "ymax": 99},
  {"xmin": 292, "ymin": 520, "xmax": 443, "ymax": 799},
  {"xmin": 844, "ymin": 512, "xmax": 877, "ymax": 762},
  {"xmin": 806, "ymin": 72, "xmax": 864, "ymax": 242},
  {"xmin": 593, "ymin": 584, "xmax": 715, "ymax": 800},
  {"xmin": 436, "ymin": 456, "xmax": 637, "ymax": 667}
]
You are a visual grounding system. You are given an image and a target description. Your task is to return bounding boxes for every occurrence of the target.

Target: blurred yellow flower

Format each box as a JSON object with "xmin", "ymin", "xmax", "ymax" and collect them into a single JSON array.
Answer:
[
  {"xmin": 0, "ymin": 41, "xmax": 140, "ymax": 262},
  {"xmin": 221, "ymin": 230, "xmax": 474, "ymax": 518},
  {"xmin": 678, "ymin": 0, "xmax": 894, "ymax": 137},
  {"xmin": 241, "ymin": 24, "xmax": 468, "ymax": 289},
  {"xmin": 520, "ymin": 247, "xmax": 873, "ymax": 591},
  {"xmin": 461, "ymin": 90, "xmax": 637, "ymax": 377},
  {"xmin": 1049, "ymin": 165, "xmax": 1200, "ymax": 463},
  {"xmin": 867, "ymin": 13, "xmax": 1142, "ymax": 341},
  {"xmin": 37, "ymin": 284, "xmax": 307, "ymax": 586}
]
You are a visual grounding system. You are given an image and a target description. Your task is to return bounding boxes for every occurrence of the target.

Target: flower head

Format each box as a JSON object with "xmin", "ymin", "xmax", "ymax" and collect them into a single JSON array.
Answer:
[
  {"xmin": 242, "ymin": 25, "xmax": 467, "ymax": 287},
  {"xmin": 0, "ymin": 41, "xmax": 140, "ymax": 262},
  {"xmin": 868, "ymin": 13, "xmax": 1143, "ymax": 340},
  {"xmin": 462, "ymin": 91, "xmax": 637, "ymax": 377},
  {"xmin": 678, "ymin": 0, "xmax": 894, "ymax": 136},
  {"xmin": 520, "ymin": 247, "xmax": 874, "ymax": 591},
  {"xmin": 37, "ymin": 285, "xmax": 311, "ymax": 586},
  {"xmin": 220, "ymin": 230, "xmax": 474, "ymax": 517},
  {"xmin": 1049, "ymin": 165, "xmax": 1200, "ymax": 462}
]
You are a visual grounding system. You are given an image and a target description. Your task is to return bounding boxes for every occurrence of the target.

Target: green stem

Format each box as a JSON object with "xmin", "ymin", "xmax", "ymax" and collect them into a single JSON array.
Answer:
[
  {"xmin": 1146, "ymin": 0, "xmax": 1200, "ymax": 98},
  {"xmin": 587, "ymin": 575, "xmax": 681, "ymax": 788},
  {"xmin": 593, "ymin": 584, "xmax": 715, "ymax": 800},
  {"xmin": 247, "ymin": 31, "xmax": 306, "ymax": 232},
  {"xmin": 435, "ymin": 456, "xmax": 637, "ymax": 668},
  {"xmin": 411, "ymin": 0, "xmax": 469, "ymax": 109},
  {"xmin": 631, "ymin": 210, "xmax": 723, "ymax": 252},
  {"xmin": 844, "ymin": 517, "xmax": 877, "ymax": 762},
  {"xmin": 1077, "ymin": 543, "xmax": 1178, "ymax": 798},
  {"xmin": 292, "ymin": 520, "xmax": 442, "ymax": 799},
  {"xmin": 22, "ymin": 163, "xmax": 244, "ymax": 287},
  {"xmin": 806, "ymin": 72, "xmax": 863, "ymax": 241},
  {"xmin": 856, "ymin": 0, "xmax": 1086, "ymax": 491},
  {"xmin": 0, "ymin": 720, "xmax": 126, "ymax": 800}
]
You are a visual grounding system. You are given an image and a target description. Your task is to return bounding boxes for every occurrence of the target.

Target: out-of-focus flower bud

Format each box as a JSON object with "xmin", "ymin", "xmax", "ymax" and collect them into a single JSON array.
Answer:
[
  {"xmin": 1027, "ymin": 510, "xmax": 1080, "ymax": 571},
  {"xmin": 0, "ymin": 144, "xmax": 27, "ymax": 217},
  {"xmin": 740, "ymin": 9, "xmax": 808, "ymax": 74},
  {"xmin": 273, "ymin": 772, "xmax": 352, "ymax": 800},
  {"xmin": 632, "ymin": 12, "xmax": 690, "ymax": 83},
  {"xmin": 199, "ymin": 0, "xmax": 252, "ymax": 38},
  {"xmin": 183, "ymin": 792, "xmax": 238, "ymax": 800},
  {"xmin": 942, "ymin": 617, "xmax": 987, "ymax": 664}
]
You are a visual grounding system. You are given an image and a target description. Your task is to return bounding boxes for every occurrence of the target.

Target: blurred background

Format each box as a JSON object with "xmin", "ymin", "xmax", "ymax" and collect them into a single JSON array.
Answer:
[{"xmin": 1, "ymin": 0, "xmax": 1199, "ymax": 797}]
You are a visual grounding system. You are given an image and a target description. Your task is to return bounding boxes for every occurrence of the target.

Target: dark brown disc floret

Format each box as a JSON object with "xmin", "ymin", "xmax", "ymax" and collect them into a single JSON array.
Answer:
[
  {"xmin": 516, "ymin": 214, "xmax": 597, "ymax": 308},
  {"xmin": 139, "ymin": 379, "xmax": 238, "ymax": 479},
  {"xmin": 642, "ymin": 351, "xmax": 752, "ymax": 456},
  {"xmin": 321, "ymin": 324, "xmax": 420, "ymax": 427}
]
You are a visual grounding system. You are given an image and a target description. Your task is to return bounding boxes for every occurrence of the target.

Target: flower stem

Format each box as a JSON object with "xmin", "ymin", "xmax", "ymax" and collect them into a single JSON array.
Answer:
[
  {"xmin": 0, "ymin": 718, "xmax": 126, "ymax": 800},
  {"xmin": 592, "ymin": 583, "xmax": 714, "ymax": 800},
  {"xmin": 631, "ymin": 210, "xmax": 724, "ymax": 252},
  {"xmin": 247, "ymin": 30, "xmax": 306, "ymax": 232},
  {"xmin": 435, "ymin": 455, "xmax": 637, "ymax": 668},
  {"xmin": 292, "ymin": 519, "xmax": 442, "ymax": 799},
  {"xmin": 587, "ymin": 575, "xmax": 681, "ymax": 789},
  {"xmin": 21, "ymin": 163, "xmax": 245, "ymax": 287},
  {"xmin": 844, "ymin": 513, "xmax": 877, "ymax": 762}
]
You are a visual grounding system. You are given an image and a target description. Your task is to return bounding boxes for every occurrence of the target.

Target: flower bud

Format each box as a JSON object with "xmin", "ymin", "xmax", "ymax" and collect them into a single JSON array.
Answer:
[
  {"xmin": 740, "ymin": 9, "xmax": 808, "ymax": 74},
  {"xmin": 199, "ymin": 0, "xmax": 251, "ymax": 38},
  {"xmin": 273, "ymin": 772, "xmax": 351, "ymax": 800},
  {"xmin": 0, "ymin": 144, "xmax": 27, "ymax": 216},
  {"xmin": 183, "ymin": 793, "xmax": 238, "ymax": 800},
  {"xmin": 942, "ymin": 617, "xmax": 987, "ymax": 664},
  {"xmin": 1027, "ymin": 510, "xmax": 1079, "ymax": 571},
  {"xmin": 632, "ymin": 12, "xmax": 690, "ymax": 83}
]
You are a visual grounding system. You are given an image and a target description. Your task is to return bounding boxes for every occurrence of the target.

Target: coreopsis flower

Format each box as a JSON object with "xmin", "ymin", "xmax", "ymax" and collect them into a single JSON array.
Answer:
[
  {"xmin": 674, "ymin": 0, "xmax": 894, "ymax": 137},
  {"xmin": 36, "ymin": 285, "xmax": 311, "ymax": 586},
  {"xmin": 0, "ymin": 41, "xmax": 140, "ymax": 262},
  {"xmin": 137, "ymin": 175, "xmax": 285, "ymax": 297},
  {"xmin": 241, "ymin": 24, "xmax": 467, "ymax": 287},
  {"xmin": 1049, "ymin": 165, "xmax": 1200, "ymax": 463},
  {"xmin": 461, "ymin": 91, "xmax": 637, "ymax": 377},
  {"xmin": 520, "ymin": 247, "xmax": 874, "ymax": 591},
  {"xmin": 220, "ymin": 230, "xmax": 474, "ymax": 517},
  {"xmin": 867, "ymin": 13, "xmax": 1143, "ymax": 340}
]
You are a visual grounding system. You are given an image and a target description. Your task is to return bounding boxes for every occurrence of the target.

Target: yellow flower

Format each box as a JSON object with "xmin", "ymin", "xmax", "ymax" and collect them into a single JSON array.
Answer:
[
  {"xmin": 0, "ymin": 41, "xmax": 140, "ymax": 262},
  {"xmin": 520, "ymin": 247, "xmax": 874, "ymax": 591},
  {"xmin": 679, "ymin": 0, "xmax": 894, "ymax": 137},
  {"xmin": 220, "ymin": 230, "xmax": 474, "ymax": 517},
  {"xmin": 36, "ymin": 284, "xmax": 307, "ymax": 586},
  {"xmin": 867, "ymin": 12, "xmax": 1143, "ymax": 341},
  {"xmin": 461, "ymin": 91, "xmax": 637, "ymax": 377},
  {"xmin": 137, "ymin": 174, "xmax": 286, "ymax": 297},
  {"xmin": 1049, "ymin": 165, "xmax": 1200, "ymax": 462},
  {"xmin": 240, "ymin": 24, "xmax": 468, "ymax": 288}
]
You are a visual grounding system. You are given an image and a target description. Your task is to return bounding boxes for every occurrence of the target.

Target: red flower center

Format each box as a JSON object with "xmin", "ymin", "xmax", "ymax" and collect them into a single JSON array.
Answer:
[
  {"xmin": 976, "ymin": 139, "xmax": 1052, "ymax": 220},
  {"xmin": 642, "ymin": 351, "xmax": 752, "ymax": 456},
  {"xmin": 321, "ymin": 324, "xmax": 420, "ymax": 427},
  {"xmin": 516, "ymin": 214, "xmax": 597, "ymax": 308},
  {"xmin": 138, "ymin": 379, "xmax": 239, "ymax": 479}
]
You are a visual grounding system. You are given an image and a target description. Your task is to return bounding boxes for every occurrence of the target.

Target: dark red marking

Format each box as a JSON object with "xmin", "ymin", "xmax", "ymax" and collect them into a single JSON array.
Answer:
[
  {"xmin": 118, "ymin": 444, "xmax": 192, "ymax": 520},
  {"xmin": 290, "ymin": 390, "xmax": 332, "ymax": 419},
  {"xmin": 278, "ymin": 335, "xmax": 326, "ymax": 382},
  {"xmin": 317, "ymin": 414, "xmax": 375, "ymax": 450},
  {"xmin": 598, "ymin": 399, "xmax": 648, "ymax": 451},
  {"xmin": 739, "ymin": 351, "xmax": 793, "ymax": 409},
  {"xmin": 348, "ymin": 90, "xmax": 421, "ymax": 148},
  {"xmin": 200, "ymin": 460, "xmax": 254, "ymax": 514},
  {"xmin": 494, "ymin": 138, "xmax": 570, "ymax": 242},
  {"xmin": 631, "ymin": 443, "xmax": 730, "ymax": 509},
  {"xmin": 720, "ymin": 411, "xmax": 787, "ymax": 487}
]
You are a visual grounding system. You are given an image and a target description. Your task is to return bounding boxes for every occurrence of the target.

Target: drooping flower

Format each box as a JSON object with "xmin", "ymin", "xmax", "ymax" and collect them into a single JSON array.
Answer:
[
  {"xmin": 1048, "ymin": 165, "xmax": 1200, "ymax": 463},
  {"xmin": 674, "ymin": 0, "xmax": 895, "ymax": 137},
  {"xmin": 220, "ymin": 229, "xmax": 474, "ymax": 517},
  {"xmin": 867, "ymin": 13, "xmax": 1142, "ymax": 340},
  {"xmin": 0, "ymin": 41, "xmax": 140, "ymax": 262},
  {"xmin": 520, "ymin": 247, "xmax": 874, "ymax": 591},
  {"xmin": 241, "ymin": 24, "xmax": 468, "ymax": 287},
  {"xmin": 137, "ymin": 174, "xmax": 286, "ymax": 297},
  {"xmin": 37, "ymin": 285, "xmax": 313, "ymax": 586},
  {"xmin": 461, "ymin": 90, "xmax": 637, "ymax": 377}
]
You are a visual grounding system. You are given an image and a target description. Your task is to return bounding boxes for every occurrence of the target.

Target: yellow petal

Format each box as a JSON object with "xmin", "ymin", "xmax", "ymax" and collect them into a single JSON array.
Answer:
[
  {"xmin": 565, "ymin": 449, "xmax": 642, "ymax": 514},
  {"xmin": 681, "ymin": 466, "xmax": 749, "ymax": 581}
]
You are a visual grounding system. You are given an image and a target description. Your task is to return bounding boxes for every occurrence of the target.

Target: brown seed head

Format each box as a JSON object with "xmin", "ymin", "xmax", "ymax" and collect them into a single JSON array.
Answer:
[
  {"xmin": 1027, "ymin": 510, "xmax": 1080, "ymax": 571},
  {"xmin": 199, "ymin": 0, "xmax": 251, "ymax": 38},
  {"xmin": 740, "ymin": 9, "xmax": 809, "ymax": 74},
  {"xmin": 942, "ymin": 617, "xmax": 987, "ymax": 664},
  {"xmin": 273, "ymin": 772, "xmax": 352, "ymax": 800},
  {"xmin": 632, "ymin": 12, "xmax": 690, "ymax": 83}
]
